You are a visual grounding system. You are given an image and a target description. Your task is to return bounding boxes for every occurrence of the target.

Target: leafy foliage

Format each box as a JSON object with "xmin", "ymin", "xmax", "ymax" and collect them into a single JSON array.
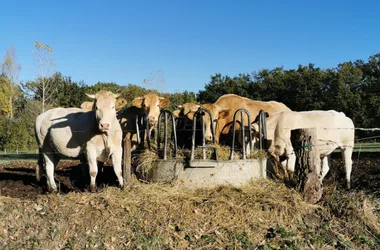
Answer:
[
  {"xmin": 0, "ymin": 46, "xmax": 22, "ymax": 118},
  {"xmin": 197, "ymin": 54, "xmax": 380, "ymax": 128}
]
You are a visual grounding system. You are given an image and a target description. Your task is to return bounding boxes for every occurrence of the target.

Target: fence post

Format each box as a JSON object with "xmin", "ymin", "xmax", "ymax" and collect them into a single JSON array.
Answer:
[
  {"xmin": 123, "ymin": 137, "xmax": 132, "ymax": 186},
  {"xmin": 290, "ymin": 128, "xmax": 323, "ymax": 204}
]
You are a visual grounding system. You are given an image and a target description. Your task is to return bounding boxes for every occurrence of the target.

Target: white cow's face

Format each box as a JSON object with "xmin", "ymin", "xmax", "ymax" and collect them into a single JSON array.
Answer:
[
  {"xmin": 82, "ymin": 91, "xmax": 127, "ymax": 133},
  {"xmin": 132, "ymin": 93, "xmax": 170, "ymax": 127}
]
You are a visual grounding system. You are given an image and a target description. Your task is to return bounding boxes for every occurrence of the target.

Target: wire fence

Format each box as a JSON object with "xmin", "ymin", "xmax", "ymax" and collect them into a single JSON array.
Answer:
[{"xmin": 2, "ymin": 125, "xmax": 380, "ymax": 156}]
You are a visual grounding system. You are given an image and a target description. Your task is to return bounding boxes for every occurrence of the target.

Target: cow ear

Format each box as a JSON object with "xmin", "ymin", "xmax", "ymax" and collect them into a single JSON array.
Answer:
[
  {"xmin": 85, "ymin": 93, "xmax": 96, "ymax": 99},
  {"xmin": 159, "ymin": 97, "xmax": 170, "ymax": 108},
  {"xmin": 172, "ymin": 110, "xmax": 181, "ymax": 118},
  {"xmin": 132, "ymin": 97, "xmax": 144, "ymax": 108},
  {"xmin": 253, "ymin": 114, "xmax": 260, "ymax": 123},
  {"xmin": 81, "ymin": 101, "xmax": 94, "ymax": 111},
  {"xmin": 218, "ymin": 109, "xmax": 230, "ymax": 119},
  {"xmin": 115, "ymin": 98, "xmax": 127, "ymax": 110}
]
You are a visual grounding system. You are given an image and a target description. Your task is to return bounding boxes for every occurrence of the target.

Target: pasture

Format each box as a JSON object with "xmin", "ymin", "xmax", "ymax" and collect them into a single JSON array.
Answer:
[{"xmin": 0, "ymin": 151, "xmax": 379, "ymax": 249}]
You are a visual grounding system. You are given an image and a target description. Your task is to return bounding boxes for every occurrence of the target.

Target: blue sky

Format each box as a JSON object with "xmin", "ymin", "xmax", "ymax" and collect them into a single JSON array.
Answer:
[{"xmin": 1, "ymin": 0, "xmax": 379, "ymax": 94}]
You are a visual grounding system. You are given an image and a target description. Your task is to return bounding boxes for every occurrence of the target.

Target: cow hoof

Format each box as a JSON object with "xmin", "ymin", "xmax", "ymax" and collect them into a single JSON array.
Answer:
[
  {"xmin": 48, "ymin": 188, "xmax": 58, "ymax": 194},
  {"xmin": 90, "ymin": 185, "xmax": 97, "ymax": 193}
]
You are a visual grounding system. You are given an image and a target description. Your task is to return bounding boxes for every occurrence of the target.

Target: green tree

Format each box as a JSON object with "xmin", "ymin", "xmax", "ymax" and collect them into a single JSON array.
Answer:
[
  {"xmin": 53, "ymin": 73, "xmax": 86, "ymax": 108},
  {"xmin": 169, "ymin": 90, "xmax": 197, "ymax": 110},
  {"xmin": 0, "ymin": 46, "xmax": 22, "ymax": 118},
  {"xmin": 354, "ymin": 53, "xmax": 380, "ymax": 128},
  {"xmin": 197, "ymin": 73, "xmax": 251, "ymax": 103},
  {"xmin": 0, "ymin": 75, "xmax": 12, "ymax": 115}
]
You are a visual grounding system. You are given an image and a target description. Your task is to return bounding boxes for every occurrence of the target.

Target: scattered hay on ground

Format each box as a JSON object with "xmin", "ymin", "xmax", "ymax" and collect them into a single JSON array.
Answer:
[{"xmin": 1, "ymin": 179, "xmax": 379, "ymax": 249}]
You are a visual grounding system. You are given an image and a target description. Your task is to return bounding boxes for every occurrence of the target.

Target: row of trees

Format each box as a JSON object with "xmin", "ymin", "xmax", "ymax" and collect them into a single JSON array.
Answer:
[
  {"xmin": 198, "ymin": 54, "xmax": 380, "ymax": 129},
  {"xmin": 0, "ymin": 43, "xmax": 379, "ymax": 152}
]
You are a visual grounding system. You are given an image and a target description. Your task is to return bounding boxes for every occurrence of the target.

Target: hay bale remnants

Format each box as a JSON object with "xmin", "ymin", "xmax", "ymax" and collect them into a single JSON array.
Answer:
[{"xmin": 1, "ymin": 179, "xmax": 379, "ymax": 249}]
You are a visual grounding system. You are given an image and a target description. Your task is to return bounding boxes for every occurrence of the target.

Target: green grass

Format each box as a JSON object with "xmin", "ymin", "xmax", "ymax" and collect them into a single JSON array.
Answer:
[
  {"xmin": 0, "ymin": 153, "xmax": 39, "ymax": 164},
  {"xmin": 353, "ymin": 143, "xmax": 380, "ymax": 152}
]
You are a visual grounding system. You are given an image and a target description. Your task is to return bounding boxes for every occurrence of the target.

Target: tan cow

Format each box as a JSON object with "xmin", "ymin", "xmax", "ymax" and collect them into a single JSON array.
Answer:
[
  {"xmin": 175, "ymin": 103, "xmax": 200, "ymax": 120},
  {"xmin": 252, "ymin": 110, "xmax": 355, "ymax": 189},
  {"xmin": 200, "ymin": 94, "xmax": 291, "ymax": 146},
  {"xmin": 117, "ymin": 93, "xmax": 170, "ymax": 150},
  {"xmin": 173, "ymin": 103, "xmax": 200, "ymax": 148},
  {"xmin": 173, "ymin": 102, "xmax": 201, "ymax": 132},
  {"xmin": 35, "ymin": 91, "xmax": 127, "ymax": 192}
]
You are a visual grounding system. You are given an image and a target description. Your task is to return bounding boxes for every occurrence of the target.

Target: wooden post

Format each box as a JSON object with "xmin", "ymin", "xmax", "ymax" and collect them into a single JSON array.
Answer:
[
  {"xmin": 290, "ymin": 128, "xmax": 323, "ymax": 204},
  {"xmin": 123, "ymin": 137, "xmax": 132, "ymax": 186}
]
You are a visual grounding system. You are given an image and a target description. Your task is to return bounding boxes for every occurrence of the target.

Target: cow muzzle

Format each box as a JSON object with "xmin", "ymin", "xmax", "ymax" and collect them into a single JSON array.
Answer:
[
  {"xmin": 99, "ymin": 122, "xmax": 111, "ymax": 132},
  {"xmin": 205, "ymin": 135, "xmax": 213, "ymax": 142},
  {"xmin": 148, "ymin": 116, "xmax": 157, "ymax": 127}
]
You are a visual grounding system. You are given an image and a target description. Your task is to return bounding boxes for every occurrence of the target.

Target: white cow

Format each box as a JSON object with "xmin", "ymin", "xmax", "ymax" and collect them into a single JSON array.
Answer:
[
  {"xmin": 35, "ymin": 91, "xmax": 127, "ymax": 192},
  {"xmin": 253, "ymin": 110, "xmax": 355, "ymax": 189}
]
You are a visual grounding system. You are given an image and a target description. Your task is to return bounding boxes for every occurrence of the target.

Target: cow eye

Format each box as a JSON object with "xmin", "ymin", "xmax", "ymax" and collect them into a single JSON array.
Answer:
[
  {"xmin": 95, "ymin": 106, "xmax": 98, "ymax": 110},
  {"xmin": 112, "ymin": 106, "xmax": 115, "ymax": 109}
]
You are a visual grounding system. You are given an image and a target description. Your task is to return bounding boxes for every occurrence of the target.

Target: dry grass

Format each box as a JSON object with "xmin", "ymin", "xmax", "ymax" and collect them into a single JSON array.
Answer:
[
  {"xmin": 1, "ymin": 178, "xmax": 379, "ymax": 249},
  {"xmin": 132, "ymin": 149, "xmax": 159, "ymax": 178}
]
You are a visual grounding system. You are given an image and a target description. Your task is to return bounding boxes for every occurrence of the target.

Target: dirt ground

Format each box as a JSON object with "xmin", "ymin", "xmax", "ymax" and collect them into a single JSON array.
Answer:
[{"xmin": 0, "ymin": 152, "xmax": 379, "ymax": 200}]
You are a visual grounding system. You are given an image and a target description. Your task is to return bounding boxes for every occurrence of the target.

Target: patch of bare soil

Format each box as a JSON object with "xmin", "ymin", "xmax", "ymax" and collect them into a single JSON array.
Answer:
[
  {"xmin": 326, "ymin": 152, "xmax": 380, "ymax": 196},
  {"xmin": 0, "ymin": 160, "xmax": 120, "ymax": 200},
  {"xmin": 0, "ymin": 152, "xmax": 379, "ymax": 200}
]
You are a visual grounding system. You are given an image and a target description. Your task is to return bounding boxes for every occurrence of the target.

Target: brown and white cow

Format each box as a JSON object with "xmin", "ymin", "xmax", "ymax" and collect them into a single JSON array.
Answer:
[
  {"xmin": 200, "ymin": 94, "xmax": 291, "ymax": 147},
  {"xmin": 117, "ymin": 93, "xmax": 170, "ymax": 150},
  {"xmin": 34, "ymin": 91, "xmax": 127, "ymax": 192}
]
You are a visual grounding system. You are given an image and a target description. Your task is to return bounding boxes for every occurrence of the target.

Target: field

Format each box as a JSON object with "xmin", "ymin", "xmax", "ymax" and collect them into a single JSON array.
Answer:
[{"xmin": 0, "ymin": 152, "xmax": 379, "ymax": 249}]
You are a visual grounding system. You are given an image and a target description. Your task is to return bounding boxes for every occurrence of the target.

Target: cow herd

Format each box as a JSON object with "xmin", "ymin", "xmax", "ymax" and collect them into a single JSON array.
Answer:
[{"xmin": 34, "ymin": 90, "xmax": 355, "ymax": 193}]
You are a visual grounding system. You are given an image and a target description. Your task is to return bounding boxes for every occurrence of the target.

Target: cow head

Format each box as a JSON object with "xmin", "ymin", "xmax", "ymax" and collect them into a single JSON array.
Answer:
[
  {"xmin": 81, "ymin": 91, "xmax": 127, "ymax": 133},
  {"xmin": 251, "ymin": 112, "xmax": 270, "ymax": 138},
  {"xmin": 173, "ymin": 103, "xmax": 200, "ymax": 130},
  {"xmin": 132, "ymin": 93, "xmax": 170, "ymax": 127},
  {"xmin": 177, "ymin": 103, "xmax": 200, "ymax": 121},
  {"xmin": 200, "ymin": 103, "xmax": 230, "ymax": 143}
]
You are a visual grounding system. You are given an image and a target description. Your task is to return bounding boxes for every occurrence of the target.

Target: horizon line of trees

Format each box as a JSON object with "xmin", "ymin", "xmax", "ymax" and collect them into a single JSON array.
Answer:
[{"xmin": 0, "ymin": 45, "xmax": 379, "ymax": 151}]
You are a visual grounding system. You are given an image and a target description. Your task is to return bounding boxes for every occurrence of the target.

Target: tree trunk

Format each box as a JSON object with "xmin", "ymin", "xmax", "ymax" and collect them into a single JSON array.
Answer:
[{"xmin": 291, "ymin": 128, "xmax": 323, "ymax": 204}]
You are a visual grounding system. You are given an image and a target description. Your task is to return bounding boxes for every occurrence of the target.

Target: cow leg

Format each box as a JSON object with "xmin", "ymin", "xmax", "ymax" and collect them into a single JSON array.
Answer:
[
  {"xmin": 342, "ymin": 147, "xmax": 353, "ymax": 190},
  {"xmin": 286, "ymin": 149, "xmax": 296, "ymax": 180},
  {"xmin": 87, "ymin": 151, "xmax": 98, "ymax": 192},
  {"xmin": 43, "ymin": 153, "xmax": 58, "ymax": 193},
  {"xmin": 112, "ymin": 146, "xmax": 124, "ymax": 189},
  {"xmin": 246, "ymin": 143, "xmax": 251, "ymax": 157},
  {"xmin": 320, "ymin": 156, "xmax": 330, "ymax": 182}
]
